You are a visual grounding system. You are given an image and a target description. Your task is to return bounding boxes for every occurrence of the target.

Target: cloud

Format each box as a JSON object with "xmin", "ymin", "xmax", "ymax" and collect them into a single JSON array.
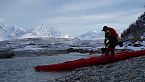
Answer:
[
  {"xmin": 0, "ymin": 18, "xmax": 5, "ymax": 22},
  {"xmin": 40, "ymin": 8, "xmax": 143, "ymax": 36},
  {"xmin": 41, "ymin": 14, "xmax": 115, "ymax": 27},
  {"xmin": 41, "ymin": 8, "xmax": 142, "ymax": 26},
  {"xmin": 0, "ymin": 0, "xmax": 144, "ymax": 36},
  {"xmin": 56, "ymin": 0, "xmax": 129, "ymax": 13}
]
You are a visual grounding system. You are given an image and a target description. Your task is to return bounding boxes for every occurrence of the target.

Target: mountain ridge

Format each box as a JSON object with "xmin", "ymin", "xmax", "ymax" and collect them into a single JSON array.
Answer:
[{"xmin": 0, "ymin": 24, "xmax": 104, "ymax": 41}]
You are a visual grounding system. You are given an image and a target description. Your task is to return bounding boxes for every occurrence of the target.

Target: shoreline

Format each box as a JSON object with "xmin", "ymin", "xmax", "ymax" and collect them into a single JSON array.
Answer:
[{"xmin": 55, "ymin": 55, "xmax": 145, "ymax": 82}]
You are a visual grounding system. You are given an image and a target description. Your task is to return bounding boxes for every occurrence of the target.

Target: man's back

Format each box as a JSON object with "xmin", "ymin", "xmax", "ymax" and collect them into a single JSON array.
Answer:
[{"xmin": 108, "ymin": 27, "xmax": 118, "ymax": 38}]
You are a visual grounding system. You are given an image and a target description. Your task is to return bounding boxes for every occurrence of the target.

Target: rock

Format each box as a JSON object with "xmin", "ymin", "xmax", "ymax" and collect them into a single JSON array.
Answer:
[
  {"xmin": 0, "ymin": 48, "xmax": 15, "ymax": 58},
  {"xmin": 54, "ymin": 56, "xmax": 145, "ymax": 82}
]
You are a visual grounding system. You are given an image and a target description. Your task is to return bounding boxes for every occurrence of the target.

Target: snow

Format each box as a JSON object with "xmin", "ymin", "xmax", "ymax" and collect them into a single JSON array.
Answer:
[
  {"xmin": 116, "ymin": 45, "xmax": 145, "ymax": 51},
  {"xmin": 0, "ymin": 53, "xmax": 89, "ymax": 82},
  {"xmin": 77, "ymin": 31, "xmax": 104, "ymax": 40},
  {"xmin": 127, "ymin": 46, "xmax": 145, "ymax": 51},
  {"xmin": 0, "ymin": 24, "xmax": 26, "ymax": 40},
  {"xmin": 13, "ymin": 44, "xmax": 69, "ymax": 52},
  {"xmin": 20, "ymin": 33, "xmax": 37, "ymax": 39},
  {"xmin": 20, "ymin": 26, "xmax": 61, "ymax": 38},
  {"xmin": 60, "ymin": 34, "xmax": 73, "ymax": 38},
  {"xmin": 0, "ymin": 24, "xmax": 73, "ymax": 41},
  {"xmin": 13, "ymin": 46, "xmax": 46, "ymax": 51}
]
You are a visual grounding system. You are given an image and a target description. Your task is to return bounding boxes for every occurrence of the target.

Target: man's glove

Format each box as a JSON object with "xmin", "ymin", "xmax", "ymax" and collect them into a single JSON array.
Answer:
[{"xmin": 101, "ymin": 48, "xmax": 107, "ymax": 54}]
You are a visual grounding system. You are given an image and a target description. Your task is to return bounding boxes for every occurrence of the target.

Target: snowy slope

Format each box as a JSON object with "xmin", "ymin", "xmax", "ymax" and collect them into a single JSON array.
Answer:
[
  {"xmin": 0, "ymin": 24, "xmax": 105, "ymax": 47},
  {"xmin": 0, "ymin": 24, "xmax": 72, "ymax": 40},
  {"xmin": 0, "ymin": 24, "xmax": 26, "ymax": 40},
  {"xmin": 21, "ymin": 24, "xmax": 67, "ymax": 39},
  {"xmin": 77, "ymin": 31, "xmax": 104, "ymax": 40}
]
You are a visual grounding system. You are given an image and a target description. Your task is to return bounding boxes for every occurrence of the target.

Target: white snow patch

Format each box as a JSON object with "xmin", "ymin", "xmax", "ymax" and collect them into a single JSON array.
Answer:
[
  {"xmin": 13, "ymin": 46, "xmax": 46, "ymax": 51},
  {"xmin": 116, "ymin": 46, "xmax": 145, "ymax": 51}
]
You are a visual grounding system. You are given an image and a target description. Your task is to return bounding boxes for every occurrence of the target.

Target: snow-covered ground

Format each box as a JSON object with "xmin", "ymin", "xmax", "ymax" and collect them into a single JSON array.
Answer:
[
  {"xmin": 13, "ymin": 45, "xmax": 46, "ymax": 51},
  {"xmin": 0, "ymin": 53, "xmax": 89, "ymax": 82},
  {"xmin": 116, "ymin": 45, "xmax": 145, "ymax": 51}
]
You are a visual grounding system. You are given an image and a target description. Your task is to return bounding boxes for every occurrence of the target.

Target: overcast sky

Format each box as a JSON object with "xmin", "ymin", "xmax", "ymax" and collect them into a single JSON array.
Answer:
[{"xmin": 0, "ymin": 0, "xmax": 144, "ymax": 36}]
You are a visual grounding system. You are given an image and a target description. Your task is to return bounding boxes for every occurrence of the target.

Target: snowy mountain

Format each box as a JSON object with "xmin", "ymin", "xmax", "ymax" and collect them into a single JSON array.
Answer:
[
  {"xmin": 0, "ymin": 24, "xmax": 73, "ymax": 41},
  {"xmin": 21, "ymin": 24, "xmax": 67, "ymax": 38},
  {"xmin": 32, "ymin": 24, "xmax": 61, "ymax": 37},
  {"xmin": 0, "ymin": 24, "xmax": 105, "ymax": 46},
  {"xmin": 0, "ymin": 24, "xmax": 26, "ymax": 40},
  {"xmin": 77, "ymin": 31, "xmax": 104, "ymax": 40}
]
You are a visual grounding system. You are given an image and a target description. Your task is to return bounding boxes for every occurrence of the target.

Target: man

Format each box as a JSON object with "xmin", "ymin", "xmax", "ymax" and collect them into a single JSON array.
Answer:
[{"xmin": 102, "ymin": 26, "xmax": 119, "ymax": 57}]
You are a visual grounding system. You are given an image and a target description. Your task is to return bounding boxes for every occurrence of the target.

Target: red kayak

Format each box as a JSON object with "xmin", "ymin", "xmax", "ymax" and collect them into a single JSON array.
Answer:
[{"xmin": 34, "ymin": 49, "xmax": 145, "ymax": 72}]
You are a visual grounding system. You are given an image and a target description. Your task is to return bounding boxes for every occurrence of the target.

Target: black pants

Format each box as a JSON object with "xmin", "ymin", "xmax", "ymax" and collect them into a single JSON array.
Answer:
[{"xmin": 105, "ymin": 37, "xmax": 118, "ymax": 56}]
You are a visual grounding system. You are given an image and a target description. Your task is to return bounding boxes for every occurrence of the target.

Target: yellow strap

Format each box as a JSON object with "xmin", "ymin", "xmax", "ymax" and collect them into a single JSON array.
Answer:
[{"xmin": 105, "ymin": 44, "xmax": 110, "ymax": 48}]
